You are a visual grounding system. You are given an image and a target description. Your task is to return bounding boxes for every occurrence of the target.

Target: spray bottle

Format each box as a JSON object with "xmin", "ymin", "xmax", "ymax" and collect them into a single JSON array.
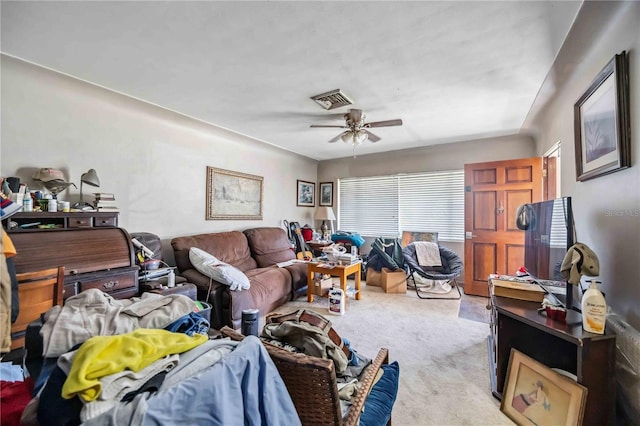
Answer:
[
  {"xmin": 328, "ymin": 283, "xmax": 345, "ymax": 316},
  {"xmin": 581, "ymin": 279, "xmax": 606, "ymax": 334}
]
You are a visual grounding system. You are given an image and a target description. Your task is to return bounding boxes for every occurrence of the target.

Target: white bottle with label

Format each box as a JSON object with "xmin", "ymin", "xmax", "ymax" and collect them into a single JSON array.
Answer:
[
  {"xmin": 23, "ymin": 189, "xmax": 33, "ymax": 212},
  {"xmin": 328, "ymin": 284, "xmax": 345, "ymax": 316},
  {"xmin": 581, "ymin": 280, "xmax": 606, "ymax": 334}
]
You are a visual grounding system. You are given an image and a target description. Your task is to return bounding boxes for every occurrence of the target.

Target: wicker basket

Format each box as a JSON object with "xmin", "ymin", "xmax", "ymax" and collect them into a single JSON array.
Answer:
[{"xmin": 220, "ymin": 326, "xmax": 390, "ymax": 425}]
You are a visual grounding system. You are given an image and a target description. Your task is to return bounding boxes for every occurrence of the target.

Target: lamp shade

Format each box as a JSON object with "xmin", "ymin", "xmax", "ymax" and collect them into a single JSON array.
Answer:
[
  {"xmin": 73, "ymin": 169, "xmax": 100, "ymax": 208},
  {"xmin": 315, "ymin": 206, "xmax": 336, "ymax": 221},
  {"xmin": 81, "ymin": 169, "xmax": 100, "ymax": 187}
]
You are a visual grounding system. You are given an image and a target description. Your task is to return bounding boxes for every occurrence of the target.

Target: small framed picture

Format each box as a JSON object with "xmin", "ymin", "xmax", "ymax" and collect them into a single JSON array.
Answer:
[
  {"xmin": 296, "ymin": 180, "xmax": 315, "ymax": 207},
  {"xmin": 501, "ymin": 349, "xmax": 587, "ymax": 426},
  {"xmin": 319, "ymin": 182, "xmax": 333, "ymax": 207}
]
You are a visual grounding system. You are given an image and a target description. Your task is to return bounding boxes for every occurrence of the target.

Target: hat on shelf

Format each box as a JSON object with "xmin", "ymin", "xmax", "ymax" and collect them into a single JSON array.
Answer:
[
  {"xmin": 32, "ymin": 168, "xmax": 68, "ymax": 183},
  {"xmin": 560, "ymin": 242, "xmax": 600, "ymax": 285}
]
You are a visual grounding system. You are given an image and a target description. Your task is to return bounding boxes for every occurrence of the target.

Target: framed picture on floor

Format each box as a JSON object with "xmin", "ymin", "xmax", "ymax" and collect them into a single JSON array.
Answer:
[
  {"xmin": 574, "ymin": 50, "xmax": 630, "ymax": 182},
  {"xmin": 319, "ymin": 182, "xmax": 333, "ymax": 207},
  {"xmin": 501, "ymin": 349, "xmax": 587, "ymax": 426},
  {"xmin": 296, "ymin": 180, "xmax": 315, "ymax": 207}
]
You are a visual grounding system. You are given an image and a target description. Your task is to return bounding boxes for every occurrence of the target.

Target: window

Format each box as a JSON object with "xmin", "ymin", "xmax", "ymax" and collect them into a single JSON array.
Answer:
[{"xmin": 338, "ymin": 170, "xmax": 464, "ymax": 242}]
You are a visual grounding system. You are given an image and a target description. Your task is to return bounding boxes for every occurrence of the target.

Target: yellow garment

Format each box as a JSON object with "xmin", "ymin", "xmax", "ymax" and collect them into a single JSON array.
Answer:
[
  {"xmin": 2, "ymin": 229, "xmax": 16, "ymax": 257},
  {"xmin": 62, "ymin": 328, "xmax": 207, "ymax": 401}
]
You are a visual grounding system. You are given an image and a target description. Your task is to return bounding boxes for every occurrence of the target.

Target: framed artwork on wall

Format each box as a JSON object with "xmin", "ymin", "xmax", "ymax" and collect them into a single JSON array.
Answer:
[
  {"xmin": 319, "ymin": 182, "xmax": 333, "ymax": 207},
  {"xmin": 501, "ymin": 349, "xmax": 587, "ymax": 426},
  {"xmin": 206, "ymin": 166, "xmax": 263, "ymax": 220},
  {"xmin": 574, "ymin": 51, "xmax": 630, "ymax": 182},
  {"xmin": 296, "ymin": 180, "xmax": 315, "ymax": 207}
]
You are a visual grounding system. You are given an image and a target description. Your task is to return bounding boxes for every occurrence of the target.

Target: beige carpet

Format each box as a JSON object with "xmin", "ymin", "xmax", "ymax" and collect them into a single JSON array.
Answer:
[{"xmin": 270, "ymin": 283, "xmax": 515, "ymax": 426}]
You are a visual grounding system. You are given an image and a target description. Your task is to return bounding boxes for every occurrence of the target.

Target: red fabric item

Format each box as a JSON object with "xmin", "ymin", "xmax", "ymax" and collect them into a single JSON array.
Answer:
[
  {"xmin": 1, "ymin": 377, "xmax": 34, "ymax": 426},
  {"xmin": 301, "ymin": 228, "xmax": 313, "ymax": 241}
]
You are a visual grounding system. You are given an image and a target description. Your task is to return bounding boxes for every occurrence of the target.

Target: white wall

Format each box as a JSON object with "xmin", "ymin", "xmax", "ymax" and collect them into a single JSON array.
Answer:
[
  {"xmin": 529, "ymin": 1, "xmax": 640, "ymax": 329},
  {"xmin": 0, "ymin": 56, "xmax": 318, "ymax": 261}
]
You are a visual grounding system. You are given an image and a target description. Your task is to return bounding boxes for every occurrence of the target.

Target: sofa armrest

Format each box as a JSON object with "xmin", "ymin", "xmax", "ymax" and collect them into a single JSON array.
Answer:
[{"xmin": 181, "ymin": 269, "xmax": 230, "ymax": 329}]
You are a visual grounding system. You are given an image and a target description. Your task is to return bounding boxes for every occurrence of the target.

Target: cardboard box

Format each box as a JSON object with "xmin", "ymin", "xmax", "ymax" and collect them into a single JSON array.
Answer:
[
  {"xmin": 366, "ymin": 267, "xmax": 382, "ymax": 287},
  {"xmin": 312, "ymin": 277, "xmax": 333, "ymax": 297},
  {"xmin": 381, "ymin": 267, "xmax": 407, "ymax": 293}
]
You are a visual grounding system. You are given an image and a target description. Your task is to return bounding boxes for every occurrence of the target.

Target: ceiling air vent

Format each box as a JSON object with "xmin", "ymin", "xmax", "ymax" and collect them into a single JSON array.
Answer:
[{"xmin": 310, "ymin": 89, "xmax": 353, "ymax": 110}]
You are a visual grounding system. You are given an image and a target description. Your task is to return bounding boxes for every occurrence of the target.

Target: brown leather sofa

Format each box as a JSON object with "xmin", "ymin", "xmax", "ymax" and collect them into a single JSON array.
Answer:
[{"xmin": 171, "ymin": 227, "xmax": 308, "ymax": 329}]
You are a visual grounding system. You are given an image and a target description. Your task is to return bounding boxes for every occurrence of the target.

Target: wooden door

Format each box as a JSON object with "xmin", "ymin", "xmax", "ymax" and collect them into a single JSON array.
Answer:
[{"xmin": 464, "ymin": 158, "xmax": 543, "ymax": 296}]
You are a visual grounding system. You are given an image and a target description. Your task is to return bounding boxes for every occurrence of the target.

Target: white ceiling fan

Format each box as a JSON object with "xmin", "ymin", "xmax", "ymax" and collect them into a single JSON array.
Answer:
[{"xmin": 310, "ymin": 109, "xmax": 403, "ymax": 147}]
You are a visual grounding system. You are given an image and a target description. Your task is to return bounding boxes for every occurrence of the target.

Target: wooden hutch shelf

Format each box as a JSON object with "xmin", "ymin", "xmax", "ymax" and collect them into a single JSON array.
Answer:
[{"xmin": 3, "ymin": 211, "xmax": 118, "ymax": 232}]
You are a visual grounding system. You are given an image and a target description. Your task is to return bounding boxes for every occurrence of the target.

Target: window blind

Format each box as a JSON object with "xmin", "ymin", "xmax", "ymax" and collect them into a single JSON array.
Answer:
[
  {"xmin": 338, "ymin": 170, "xmax": 465, "ymax": 241},
  {"xmin": 398, "ymin": 170, "xmax": 465, "ymax": 242},
  {"xmin": 338, "ymin": 176, "xmax": 399, "ymax": 238}
]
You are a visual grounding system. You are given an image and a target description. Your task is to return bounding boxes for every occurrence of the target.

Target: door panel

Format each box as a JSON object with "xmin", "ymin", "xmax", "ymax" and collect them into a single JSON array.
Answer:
[
  {"xmin": 464, "ymin": 157, "xmax": 542, "ymax": 296},
  {"xmin": 473, "ymin": 192, "xmax": 497, "ymax": 230},
  {"xmin": 472, "ymin": 243, "xmax": 496, "ymax": 282},
  {"xmin": 506, "ymin": 190, "xmax": 532, "ymax": 231},
  {"xmin": 505, "ymin": 244, "xmax": 524, "ymax": 279},
  {"xmin": 505, "ymin": 165, "xmax": 534, "ymax": 183}
]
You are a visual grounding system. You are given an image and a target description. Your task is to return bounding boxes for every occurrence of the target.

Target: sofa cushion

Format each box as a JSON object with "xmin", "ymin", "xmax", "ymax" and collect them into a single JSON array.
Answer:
[
  {"xmin": 172, "ymin": 231, "xmax": 257, "ymax": 273},
  {"xmin": 243, "ymin": 227, "xmax": 296, "ymax": 268},
  {"xmin": 229, "ymin": 267, "xmax": 292, "ymax": 329},
  {"xmin": 189, "ymin": 248, "xmax": 250, "ymax": 291}
]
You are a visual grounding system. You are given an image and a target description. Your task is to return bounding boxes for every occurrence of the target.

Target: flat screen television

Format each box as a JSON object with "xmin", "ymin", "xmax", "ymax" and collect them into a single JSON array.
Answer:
[{"xmin": 522, "ymin": 196, "xmax": 577, "ymax": 310}]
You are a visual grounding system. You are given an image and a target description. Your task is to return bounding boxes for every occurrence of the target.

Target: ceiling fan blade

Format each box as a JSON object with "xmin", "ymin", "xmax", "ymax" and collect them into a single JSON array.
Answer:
[
  {"xmin": 329, "ymin": 132, "xmax": 348, "ymax": 143},
  {"xmin": 310, "ymin": 124, "xmax": 348, "ymax": 128},
  {"xmin": 364, "ymin": 130, "xmax": 381, "ymax": 142},
  {"xmin": 365, "ymin": 119, "xmax": 403, "ymax": 128}
]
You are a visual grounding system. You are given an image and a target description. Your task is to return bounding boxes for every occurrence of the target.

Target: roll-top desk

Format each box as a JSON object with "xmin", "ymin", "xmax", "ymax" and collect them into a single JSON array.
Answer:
[{"xmin": 9, "ymin": 226, "xmax": 138, "ymax": 300}]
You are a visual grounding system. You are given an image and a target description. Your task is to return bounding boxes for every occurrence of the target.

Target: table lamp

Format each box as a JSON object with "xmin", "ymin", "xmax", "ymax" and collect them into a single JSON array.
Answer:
[
  {"xmin": 72, "ymin": 169, "xmax": 100, "ymax": 210},
  {"xmin": 315, "ymin": 206, "xmax": 336, "ymax": 240}
]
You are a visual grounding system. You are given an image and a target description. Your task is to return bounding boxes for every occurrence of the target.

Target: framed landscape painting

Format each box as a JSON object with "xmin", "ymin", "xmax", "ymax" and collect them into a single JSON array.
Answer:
[
  {"xmin": 206, "ymin": 167, "xmax": 263, "ymax": 220},
  {"xmin": 501, "ymin": 349, "xmax": 587, "ymax": 426},
  {"xmin": 574, "ymin": 51, "xmax": 630, "ymax": 181},
  {"xmin": 319, "ymin": 182, "xmax": 333, "ymax": 207},
  {"xmin": 297, "ymin": 180, "xmax": 315, "ymax": 207}
]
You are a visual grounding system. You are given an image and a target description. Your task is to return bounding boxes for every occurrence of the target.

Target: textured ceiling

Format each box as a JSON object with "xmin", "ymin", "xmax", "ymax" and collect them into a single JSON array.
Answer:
[{"xmin": 1, "ymin": 1, "xmax": 582, "ymax": 160}]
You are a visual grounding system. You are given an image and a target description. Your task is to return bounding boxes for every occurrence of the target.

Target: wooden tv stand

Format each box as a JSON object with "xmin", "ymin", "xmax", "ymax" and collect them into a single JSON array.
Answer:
[{"xmin": 488, "ymin": 279, "xmax": 616, "ymax": 425}]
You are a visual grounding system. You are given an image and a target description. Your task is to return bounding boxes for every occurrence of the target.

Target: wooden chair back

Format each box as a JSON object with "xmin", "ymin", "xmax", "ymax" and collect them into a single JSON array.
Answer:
[{"xmin": 10, "ymin": 266, "xmax": 64, "ymax": 350}]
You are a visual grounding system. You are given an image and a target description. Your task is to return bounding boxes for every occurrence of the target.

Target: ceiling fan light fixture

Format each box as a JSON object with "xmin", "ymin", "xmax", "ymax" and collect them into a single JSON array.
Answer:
[
  {"xmin": 355, "ymin": 129, "xmax": 368, "ymax": 144},
  {"xmin": 341, "ymin": 129, "xmax": 368, "ymax": 146}
]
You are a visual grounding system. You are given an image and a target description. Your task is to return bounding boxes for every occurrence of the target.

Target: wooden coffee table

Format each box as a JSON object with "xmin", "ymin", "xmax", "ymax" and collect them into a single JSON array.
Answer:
[{"xmin": 307, "ymin": 261, "xmax": 362, "ymax": 307}]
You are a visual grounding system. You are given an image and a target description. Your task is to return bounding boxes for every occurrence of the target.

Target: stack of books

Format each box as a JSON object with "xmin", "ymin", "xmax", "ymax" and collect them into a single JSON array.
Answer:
[
  {"xmin": 337, "ymin": 254, "xmax": 359, "ymax": 265},
  {"xmin": 93, "ymin": 192, "xmax": 119, "ymax": 212},
  {"xmin": 490, "ymin": 276, "xmax": 545, "ymax": 302}
]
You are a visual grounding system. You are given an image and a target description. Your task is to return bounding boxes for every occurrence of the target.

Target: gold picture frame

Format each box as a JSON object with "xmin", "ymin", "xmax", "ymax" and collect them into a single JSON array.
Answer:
[
  {"xmin": 501, "ymin": 349, "xmax": 588, "ymax": 426},
  {"xmin": 574, "ymin": 51, "xmax": 630, "ymax": 181},
  {"xmin": 206, "ymin": 167, "xmax": 263, "ymax": 220}
]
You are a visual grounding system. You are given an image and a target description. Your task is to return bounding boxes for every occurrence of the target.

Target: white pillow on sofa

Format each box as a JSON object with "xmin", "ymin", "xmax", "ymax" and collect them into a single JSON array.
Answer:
[{"xmin": 189, "ymin": 247, "xmax": 250, "ymax": 291}]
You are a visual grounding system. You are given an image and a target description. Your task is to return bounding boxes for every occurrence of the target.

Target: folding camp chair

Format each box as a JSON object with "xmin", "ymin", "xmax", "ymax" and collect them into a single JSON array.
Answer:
[{"xmin": 402, "ymin": 243, "xmax": 462, "ymax": 299}]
